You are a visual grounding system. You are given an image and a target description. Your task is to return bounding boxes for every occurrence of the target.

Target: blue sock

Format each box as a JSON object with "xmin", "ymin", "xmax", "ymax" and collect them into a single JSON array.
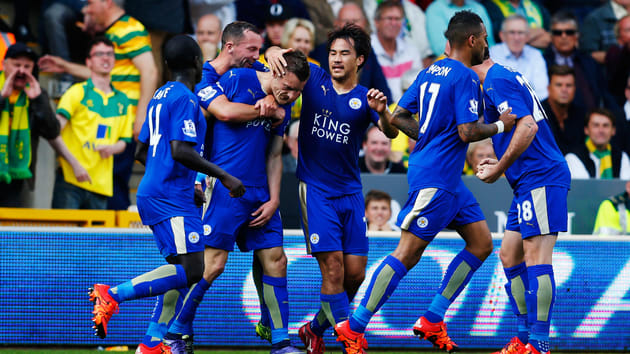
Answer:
[
  {"xmin": 310, "ymin": 310, "xmax": 329, "ymax": 337},
  {"xmin": 424, "ymin": 249, "xmax": 482, "ymax": 323},
  {"xmin": 109, "ymin": 264, "xmax": 188, "ymax": 303},
  {"xmin": 504, "ymin": 262, "xmax": 529, "ymax": 344},
  {"xmin": 262, "ymin": 275, "xmax": 289, "ymax": 345},
  {"xmin": 526, "ymin": 264, "xmax": 555, "ymax": 353},
  {"xmin": 170, "ymin": 278, "xmax": 211, "ymax": 335},
  {"xmin": 349, "ymin": 255, "xmax": 407, "ymax": 333},
  {"xmin": 320, "ymin": 291, "xmax": 349, "ymax": 330},
  {"xmin": 252, "ymin": 257, "xmax": 270, "ymax": 327},
  {"xmin": 141, "ymin": 289, "xmax": 185, "ymax": 347}
]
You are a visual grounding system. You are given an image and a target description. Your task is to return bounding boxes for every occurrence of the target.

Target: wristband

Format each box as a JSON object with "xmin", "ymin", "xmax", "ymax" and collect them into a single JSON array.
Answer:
[{"xmin": 494, "ymin": 120, "xmax": 504, "ymax": 134}]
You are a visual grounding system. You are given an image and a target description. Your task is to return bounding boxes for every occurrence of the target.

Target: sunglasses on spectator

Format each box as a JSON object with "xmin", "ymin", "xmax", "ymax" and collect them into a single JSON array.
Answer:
[{"xmin": 551, "ymin": 29, "xmax": 577, "ymax": 36}]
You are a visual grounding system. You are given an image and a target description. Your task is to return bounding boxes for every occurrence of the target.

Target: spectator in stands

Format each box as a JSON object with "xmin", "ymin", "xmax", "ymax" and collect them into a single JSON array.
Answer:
[
  {"xmin": 189, "ymin": 0, "xmax": 236, "ymax": 31},
  {"xmin": 543, "ymin": 11, "xmax": 613, "ymax": 112},
  {"xmin": 565, "ymin": 108, "xmax": 630, "ymax": 179},
  {"xmin": 464, "ymin": 139, "xmax": 496, "ymax": 175},
  {"xmin": 237, "ymin": 0, "xmax": 311, "ymax": 31},
  {"xmin": 606, "ymin": 15, "xmax": 630, "ymax": 107},
  {"xmin": 0, "ymin": 43, "xmax": 59, "ymax": 207},
  {"xmin": 364, "ymin": 0, "xmax": 434, "ymax": 67},
  {"xmin": 620, "ymin": 74, "xmax": 630, "ymax": 153},
  {"xmin": 593, "ymin": 180, "xmax": 630, "ymax": 235},
  {"xmin": 39, "ymin": 0, "xmax": 159, "ymax": 211},
  {"xmin": 195, "ymin": 14, "xmax": 222, "ymax": 62},
  {"xmin": 261, "ymin": 1, "xmax": 292, "ymax": 53},
  {"xmin": 360, "ymin": 125, "xmax": 407, "ymax": 174},
  {"xmin": 580, "ymin": 0, "xmax": 630, "ymax": 64},
  {"xmin": 301, "ymin": 0, "xmax": 337, "ymax": 46},
  {"xmin": 365, "ymin": 189, "xmax": 400, "ymax": 231},
  {"xmin": 490, "ymin": 14, "xmax": 549, "ymax": 100},
  {"xmin": 371, "ymin": 0, "xmax": 424, "ymax": 102},
  {"xmin": 282, "ymin": 18, "xmax": 318, "ymax": 64},
  {"xmin": 310, "ymin": 2, "xmax": 393, "ymax": 102},
  {"xmin": 41, "ymin": 0, "xmax": 90, "ymax": 65},
  {"xmin": 281, "ymin": 18, "xmax": 317, "ymax": 120},
  {"xmin": 425, "ymin": 0, "xmax": 496, "ymax": 57},
  {"xmin": 481, "ymin": 0, "xmax": 551, "ymax": 49},
  {"xmin": 542, "ymin": 65, "xmax": 586, "ymax": 155},
  {"xmin": 49, "ymin": 37, "xmax": 133, "ymax": 210},
  {"xmin": 283, "ymin": 119, "xmax": 299, "ymax": 173}
]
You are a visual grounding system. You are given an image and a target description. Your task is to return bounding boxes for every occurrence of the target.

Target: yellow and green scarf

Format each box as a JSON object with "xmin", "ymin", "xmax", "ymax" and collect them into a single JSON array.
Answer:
[
  {"xmin": 0, "ymin": 71, "xmax": 31, "ymax": 184},
  {"xmin": 586, "ymin": 137, "xmax": 612, "ymax": 179},
  {"xmin": 491, "ymin": 0, "xmax": 545, "ymax": 29}
]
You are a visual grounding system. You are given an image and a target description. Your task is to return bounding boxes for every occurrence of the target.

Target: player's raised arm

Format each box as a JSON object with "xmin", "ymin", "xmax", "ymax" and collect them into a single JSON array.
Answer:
[
  {"xmin": 170, "ymin": 140, "xmax": 245, "ymax": 197},
  {"xmin": 390, "ymin": 105, "xmax": 419, "ymax": 140},
  {"xmin": 457, "ymin": 107, "xmax": 515, "ymax": 143},
  {"xmin": 367, "ymin": 88, "xmax": 399, "ymax": 139}
]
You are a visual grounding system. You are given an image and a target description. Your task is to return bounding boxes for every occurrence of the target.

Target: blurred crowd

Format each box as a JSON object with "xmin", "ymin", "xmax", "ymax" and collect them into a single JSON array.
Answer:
[{"xmin": 0, "ymin": 0, "xmax": 629, "ymax": 211}]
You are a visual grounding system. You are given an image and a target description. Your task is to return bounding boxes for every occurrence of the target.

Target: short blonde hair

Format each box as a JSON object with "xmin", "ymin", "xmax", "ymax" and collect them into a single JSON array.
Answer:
[{"xmin": 281, "ymin": 18, "xmax": 316, "ymax": 51}]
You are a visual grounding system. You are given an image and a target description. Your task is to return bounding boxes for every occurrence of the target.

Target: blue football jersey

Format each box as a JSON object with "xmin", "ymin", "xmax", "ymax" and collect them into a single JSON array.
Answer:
[
  {"xmin": 398, "ymin": 58, "xmax": 481, "ymax": 192},
  {"xmin": 482, "ymin": 64, "xmax": 571, "ymax": 191},
  {"xmin": 203, "ymin": 68, "xmax": 290, "ymax": 187},
  {"xmin": 297, "ymin": 63, "xmax": 380, "ymax": 196},
  {"xmin": 196, "ymin": 60, "xmax": 268, "ymax": 111},
  {"xmin": 136, "ymin": 81, "xmax": 207, "ymax": 225}
]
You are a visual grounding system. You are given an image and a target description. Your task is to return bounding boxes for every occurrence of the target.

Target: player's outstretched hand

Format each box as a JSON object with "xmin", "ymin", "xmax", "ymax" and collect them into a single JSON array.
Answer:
[
  {"xmin": 220, "ymin": 174, "xmax": 245, "ymax": 198},
  {"xmin": 367, "ymin": 88, "xmax": 387, "ymax": 113},
  {"xmin": 499, "ymin": 107, "xmax": 516, "ymax": 133},
  {"xmin": 476, "ymin": 158, "xmax": 502, "ymax": 183},
  {"xmin": 249, "ymin": 199, "xmax": 279, "ymax": 228},
  {"xmin": 265, "ymin": 46, "xmax": 292, "ymax": 77}
]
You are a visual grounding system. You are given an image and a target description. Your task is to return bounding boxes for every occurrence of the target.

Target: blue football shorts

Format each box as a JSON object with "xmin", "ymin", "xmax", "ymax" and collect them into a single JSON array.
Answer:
[
  {"xmin": 506, "ymin": 185, "xmax": 568, "ymax": 238},
  {"xmin": 202, "ymin": 178, "xmax": 283, "ymax": 252},
  {"xmin": 150, "ymin": 216, "xmax": 204, "ymax": 258},
  {"xmin": 448, "ymin": 181, "xmax": 486, "ymax": 228},
  {"xmin": 298, "ymin": 181, "xmax": 368, "ymax": 256}
]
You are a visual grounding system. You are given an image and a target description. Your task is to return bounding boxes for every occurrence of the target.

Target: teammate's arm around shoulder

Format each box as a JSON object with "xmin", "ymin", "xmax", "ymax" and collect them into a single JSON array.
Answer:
[
  {"xmin": 457, "ymin": 107, "xmax": 516, "ymax": 143},
  {"xmin": 170, "ymin": 140, "xmax": 245, "ymax": 197},
  {"xmin": 477, "ymin": 115, "xmax": 538, "ymax": 183}
]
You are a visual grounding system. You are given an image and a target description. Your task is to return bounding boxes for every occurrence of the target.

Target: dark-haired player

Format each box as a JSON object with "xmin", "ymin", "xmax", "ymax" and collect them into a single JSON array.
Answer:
[
  {"xmin": 88, "ymin": 34, "xmax": 244, "ymax": 343},
  {"xmin": 162, "ymin": 51, "xmax": 310, "ymax": 354},
  {"xmin": 334, "ymin": 11, "xmax": 516, "ymax": 353},
  {"xmin": 266, "ymin": 23, "xmax": 398, "ymax": 354}
]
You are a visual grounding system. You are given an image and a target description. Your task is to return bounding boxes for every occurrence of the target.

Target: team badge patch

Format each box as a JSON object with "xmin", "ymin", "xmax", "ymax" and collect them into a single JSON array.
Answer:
[
  {"xmin": 310, "ymin": 233, "xmax": 320, "ymax": 244},
  {"xmin": 182, "ymin": 120, "xmax": 197, "ymax": 137},
  {"xmin": 349, "ymin": 98, "xmax": 362, "ymax": 110},
  {"xmin": 197, "ymin": 86, "xmax": 218, "ymax": 102},
  {"xmin": 417, "ymin": 217, "xmax": 428, "ymax": 228},
  {"xmin": 498, "ymin": 100, "xmax": 509, "ymax": 114},
  {"xmin": 203, "ymin": 224, "xmax": 212, "ymax": 236},
  {"xmin": 188, "ymin": 232, "xmax": 200, "ymax": 243},
  {"xmin": 468, "ymin": 99, "xmax": 478, "ymax": 115}
]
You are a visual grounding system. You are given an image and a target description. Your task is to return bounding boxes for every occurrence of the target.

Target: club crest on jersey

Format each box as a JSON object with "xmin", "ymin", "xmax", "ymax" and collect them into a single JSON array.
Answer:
[
  {"xmin": 349, "ymin": 98, "xmax": 362, "ymax": 110},
  {"xmin": 498, "ymin": 100, "xmax": 509, "ymax": 114},
  {"xmin": 182, "ymin": 119, "xmax": 197, "ymax": 137},
  {"xmin": 198, "ymin": 86, "xmax": 217, "ymax": 102},
  {"xmin": 310, "ymin": 233, "xmax": 320, "ymax": 244},
  {"xmin": 468, "ymin": 99, "xmax": 478, "ymax": 115},
  {"xmin": 203, "ymin": 224, "xmax": 212, "ymax": 236},
  {"xmin": 417, "ymin": 217, "xmax": 428, "ymax": 228},
  {"xmin": 188, "ymin": 232, "xmax": 200, "ymax": 243}
]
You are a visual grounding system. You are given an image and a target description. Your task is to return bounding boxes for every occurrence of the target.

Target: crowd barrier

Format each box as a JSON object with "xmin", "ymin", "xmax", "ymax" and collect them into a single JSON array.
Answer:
[
  {"xmin": 0, "ymin": 228, "xmax": 628, "ymax": 351},
  {"xmin": 0, "ymin": 208, "xmax": 145, "ymax": 228}
]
